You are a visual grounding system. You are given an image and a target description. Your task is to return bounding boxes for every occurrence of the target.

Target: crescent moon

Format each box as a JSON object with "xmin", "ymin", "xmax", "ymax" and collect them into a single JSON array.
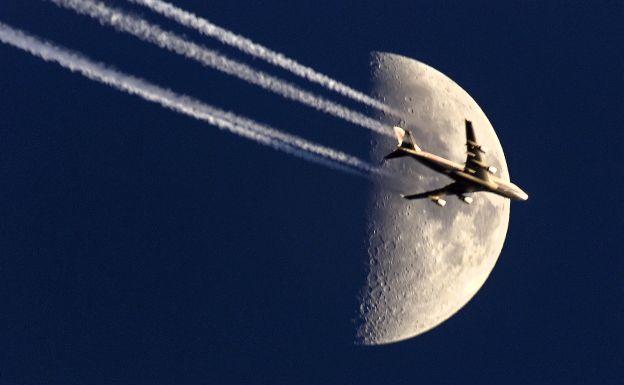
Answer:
[{"xmin": 356, "ymin": 52, "xmax": 511, "ymax": 345}]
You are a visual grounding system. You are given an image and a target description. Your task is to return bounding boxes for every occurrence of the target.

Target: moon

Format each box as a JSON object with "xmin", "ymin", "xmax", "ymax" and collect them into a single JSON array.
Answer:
[{"xmin": 355, "ymin": 52, "xmax": 511, "ymax": 345}]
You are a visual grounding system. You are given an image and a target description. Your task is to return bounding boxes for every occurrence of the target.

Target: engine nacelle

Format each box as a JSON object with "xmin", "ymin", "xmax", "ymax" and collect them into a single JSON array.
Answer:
[
  {"xmin": 488, "ymin": 166, "xmax": 498, "ymax": 174},
  {"xmin": 431, "ymin": 197, "xmax": 447, "ymax": 207},
  {"xmin": 459, "ymin": 195, "xmax": 473, "ymax": 204}
]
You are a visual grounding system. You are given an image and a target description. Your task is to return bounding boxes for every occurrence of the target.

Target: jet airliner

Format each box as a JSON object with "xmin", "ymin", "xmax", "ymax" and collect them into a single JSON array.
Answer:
[{"xmin": 384, "ymin": 120, "xmax": 528, "ymax": 206}]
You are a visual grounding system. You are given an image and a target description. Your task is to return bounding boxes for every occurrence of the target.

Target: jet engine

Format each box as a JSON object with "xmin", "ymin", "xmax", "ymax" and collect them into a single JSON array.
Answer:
[
  {"xmin": 430, "ymin": 197, "xmax": 447, "ymax": 207},
  {"xmin": 459, "ymin": 195, "xmax": 473, "ymax": 204}
]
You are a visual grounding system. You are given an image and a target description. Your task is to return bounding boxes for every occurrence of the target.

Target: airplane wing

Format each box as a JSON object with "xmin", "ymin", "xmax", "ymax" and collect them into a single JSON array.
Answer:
[
  {"xmin": 464, "ymin": 120, "xmax": 495, "ymax": 180},
  {"xmin": 402, "ymin": 182, "xmax": 460, "ymax": 201}
]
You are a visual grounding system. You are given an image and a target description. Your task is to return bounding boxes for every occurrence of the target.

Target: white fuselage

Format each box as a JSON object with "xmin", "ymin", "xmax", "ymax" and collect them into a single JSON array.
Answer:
[{"xmin": 403, "ymin": 148, "xmax": 529, "ymax": 201}]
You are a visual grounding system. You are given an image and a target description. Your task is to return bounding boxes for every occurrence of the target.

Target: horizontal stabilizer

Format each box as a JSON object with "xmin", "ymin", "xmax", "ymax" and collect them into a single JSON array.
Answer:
[{"xmin": 384, "ymin": 148, "xmax": 408, "ymax": 160}]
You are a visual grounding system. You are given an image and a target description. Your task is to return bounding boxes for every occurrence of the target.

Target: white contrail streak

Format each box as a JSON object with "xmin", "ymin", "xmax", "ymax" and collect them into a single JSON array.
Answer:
[
  {"xmin": 48, "ymin": 0, "xmax": 392, "ymax": 137},
  {"xmin": 127, "ymin": 0, "xmax": 401, "ymax": 117},
  {"xmin": 0, "ymin": 22, "xmax": 382, "ymax": 177}
]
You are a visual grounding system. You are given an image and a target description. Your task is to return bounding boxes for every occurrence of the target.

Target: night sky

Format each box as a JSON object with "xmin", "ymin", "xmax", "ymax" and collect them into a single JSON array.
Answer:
[{"xmin": 0, "ymin": 1, "xmax": 622, "ymax": 384}]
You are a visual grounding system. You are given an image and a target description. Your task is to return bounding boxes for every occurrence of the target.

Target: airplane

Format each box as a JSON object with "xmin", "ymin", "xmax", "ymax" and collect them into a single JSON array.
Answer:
[{"xmin": 384, "ymin": 119, "xmax": 528, "ymax": 207}]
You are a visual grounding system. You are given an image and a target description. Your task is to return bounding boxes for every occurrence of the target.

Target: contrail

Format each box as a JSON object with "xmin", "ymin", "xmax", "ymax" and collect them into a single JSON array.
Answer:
[
  {"xmin": 127, "ymin": 0, "xmax": 401, "ymax": 117},
  {"xmin": 48, "ymin": 0, "xmax": 392, "ymax": 137},
  {"xmin": 0, "ymin": 22, "xmax": 383, "ymax": 177}
]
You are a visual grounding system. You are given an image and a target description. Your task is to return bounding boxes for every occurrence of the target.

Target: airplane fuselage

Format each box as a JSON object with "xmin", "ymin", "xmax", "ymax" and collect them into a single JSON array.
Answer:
[{"xmin": 400, "ymin": 148, "xmax": 528, "ymax": 201}]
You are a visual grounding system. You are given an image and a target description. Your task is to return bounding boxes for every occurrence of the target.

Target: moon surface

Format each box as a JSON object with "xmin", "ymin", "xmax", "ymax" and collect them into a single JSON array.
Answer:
[{"xmin": 355, "ymin": 52, "xmax": 511, "ymax": 345}]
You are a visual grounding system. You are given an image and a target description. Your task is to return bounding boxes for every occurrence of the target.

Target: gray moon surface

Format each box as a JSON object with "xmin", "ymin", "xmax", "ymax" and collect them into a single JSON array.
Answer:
[{"xmin": 355, "ymin": 52, "xmax": 511, "ymax": 345}]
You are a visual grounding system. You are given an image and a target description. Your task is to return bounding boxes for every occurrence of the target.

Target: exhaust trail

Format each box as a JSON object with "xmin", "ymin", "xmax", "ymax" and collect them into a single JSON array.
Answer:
[
  {"xmin": 127, "ymin": 0, "xmax": 401, "ymax": 117},
  {"xmin": 0, "ymin": 22, "xmax": 384, "ymax": 177},
  {"xmin": 49, "ymin": 0, "xmax": 392, "ymax": 137}
]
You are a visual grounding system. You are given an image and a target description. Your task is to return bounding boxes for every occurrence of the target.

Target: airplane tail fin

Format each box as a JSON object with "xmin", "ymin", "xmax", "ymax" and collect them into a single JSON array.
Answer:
[
  {"xmin": 384, "ymin": 126, "xmax": 420, "ymax": 160},
  {"xmin": 393, "ymin": 126, "xmax": 420, "ymax": 151}
]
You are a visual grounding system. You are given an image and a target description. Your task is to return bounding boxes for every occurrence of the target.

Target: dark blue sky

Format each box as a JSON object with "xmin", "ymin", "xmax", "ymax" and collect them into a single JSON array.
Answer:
[{"xmin": 0, "ymin": 1, "xmax": 622, "ymax": 384}]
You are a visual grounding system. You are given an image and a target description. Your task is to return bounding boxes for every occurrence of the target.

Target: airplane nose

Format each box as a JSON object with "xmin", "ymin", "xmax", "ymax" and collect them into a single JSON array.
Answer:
[{"xmin": 518, "ymin": 190, "xmax": 529, "ymax": 201}]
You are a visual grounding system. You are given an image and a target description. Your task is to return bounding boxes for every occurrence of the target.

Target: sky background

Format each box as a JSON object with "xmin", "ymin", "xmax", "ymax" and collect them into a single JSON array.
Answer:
[{"xmin": 0, "ymin": 1, "xmax": 622, "ymax": 384}]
